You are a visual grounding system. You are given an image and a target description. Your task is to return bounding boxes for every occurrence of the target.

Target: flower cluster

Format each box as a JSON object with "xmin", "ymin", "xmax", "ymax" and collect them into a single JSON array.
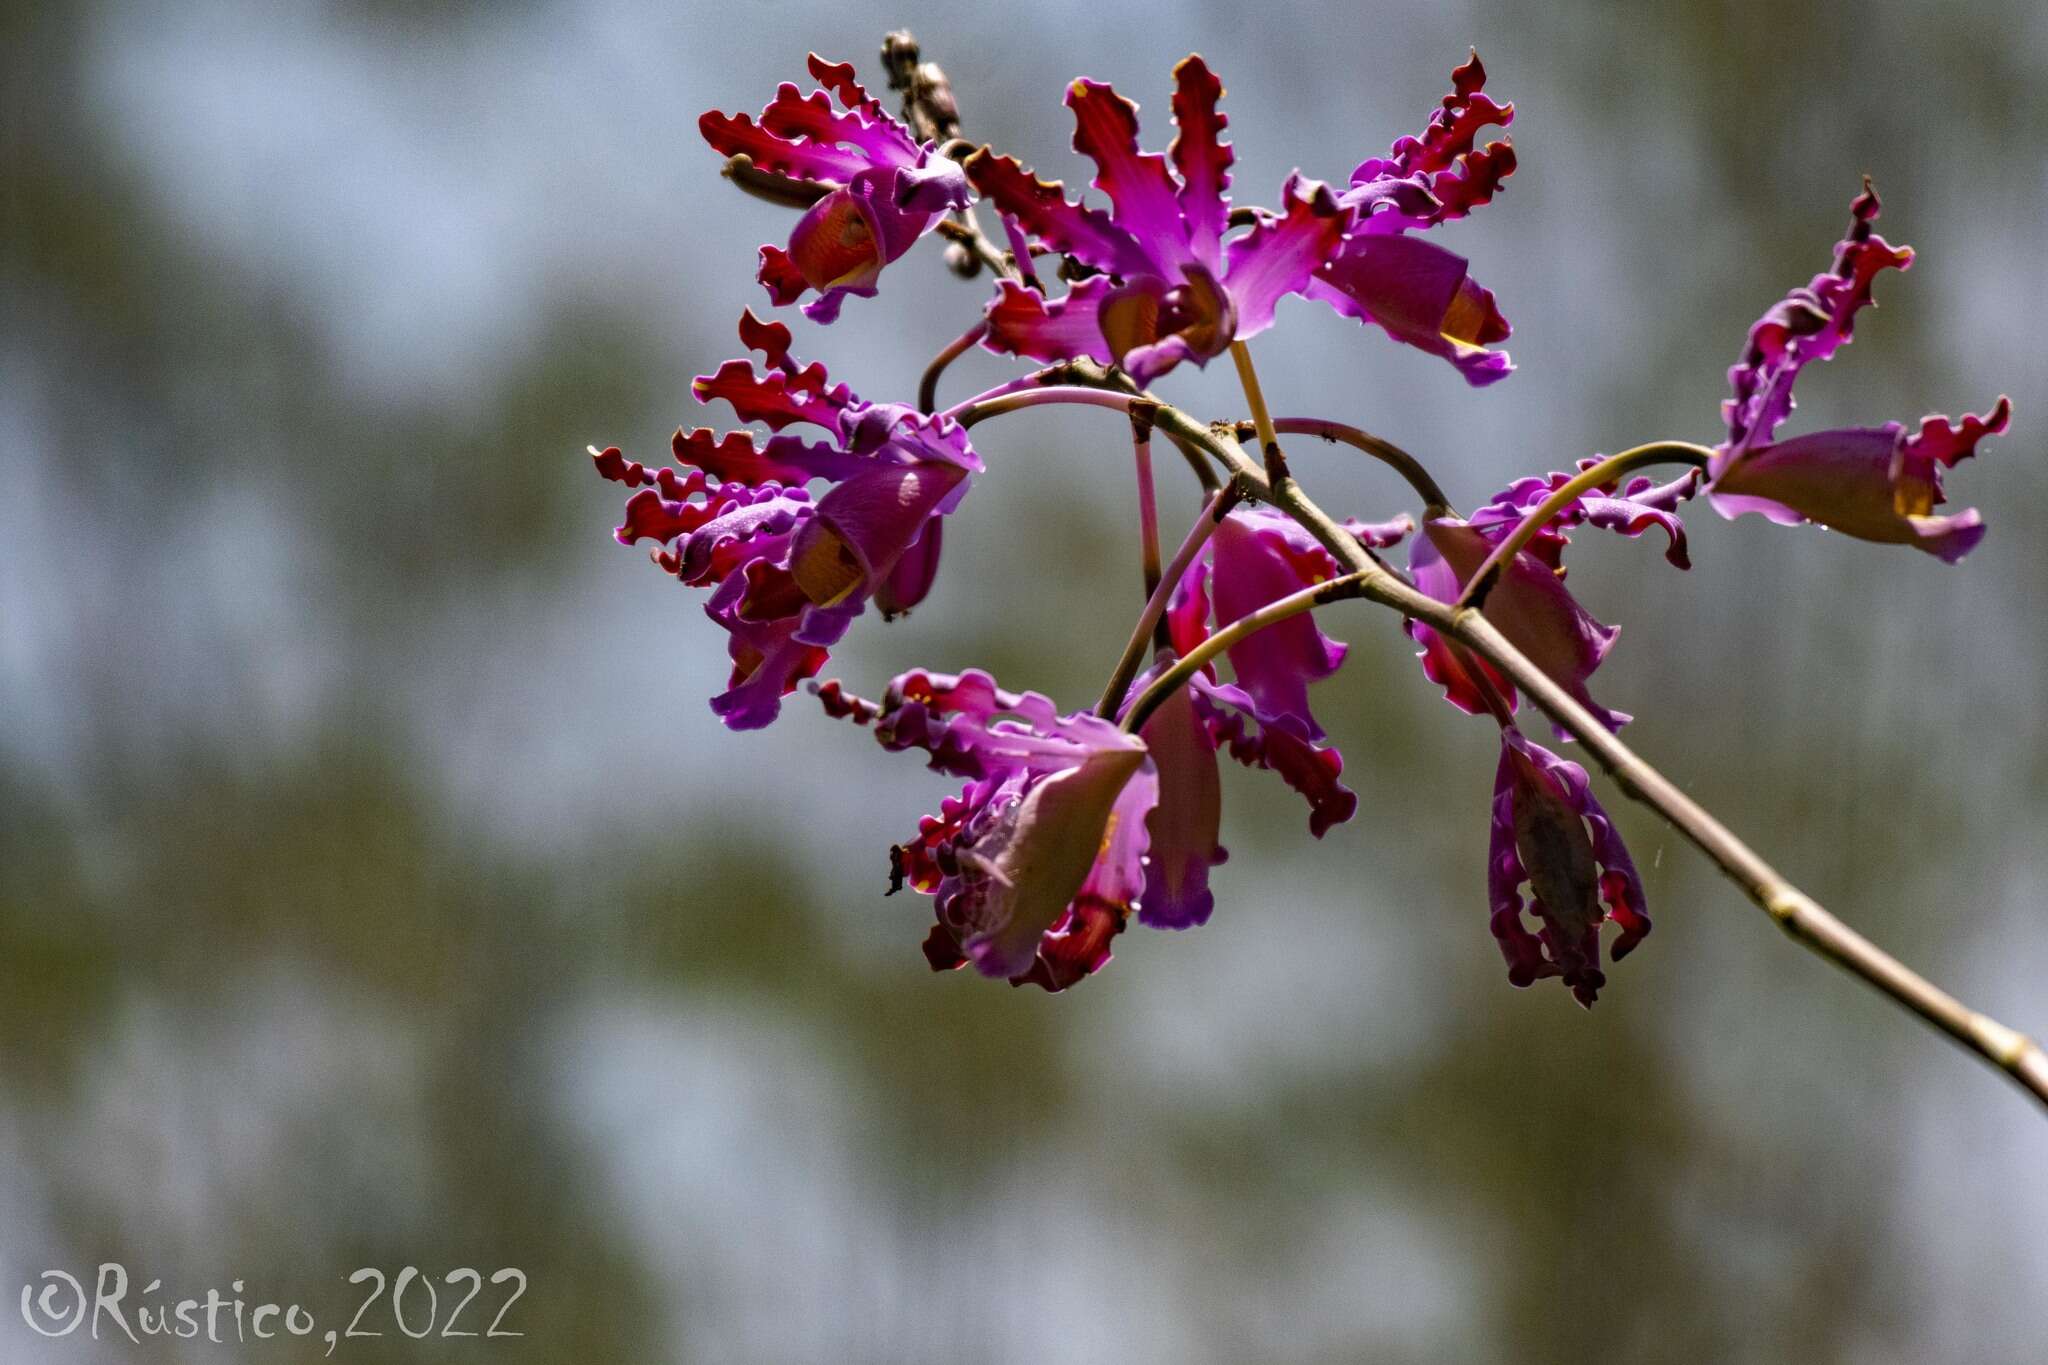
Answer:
[{"xmin": 594, "ymin": 40, "xmax": 2015, "ymax": 1010}]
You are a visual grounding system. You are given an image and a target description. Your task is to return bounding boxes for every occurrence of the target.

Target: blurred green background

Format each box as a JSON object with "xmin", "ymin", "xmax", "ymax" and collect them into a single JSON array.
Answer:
[{"xmin": 4, "ymin": 1, "xmax": 2045, "ymax": 1360}]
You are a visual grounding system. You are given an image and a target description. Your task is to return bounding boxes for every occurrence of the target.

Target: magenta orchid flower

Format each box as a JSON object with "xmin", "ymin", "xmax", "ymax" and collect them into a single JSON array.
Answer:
[
  {"xmin": 701, "ymin": 55, "xmax": 970, "ymax": 322},
  {"xmin": 1178, "ymin": 506, "xmax": 1411, "ymax": 762},
  {"xmin": 966, "ymin": 57, "xmax": 1348, "ymax": 382},
  {"xmin": 1107, "ymin": 509, "xmax": 1409, "ymax": 929},
  {"xmin": 1209, "ymin": 507, "xmax": 1398, "ymax": 739},
  {"xmin": 1490, "ymin": 728, "xmax": 1650, "ymax": 1007},
  {"xmin": 1303, "ymin": 53, "xmax": 1516, "ymax": 386},
  {"xmin": 593, "ymin": 313, "xmax": 979, "ymax": 729},
  {"xmin": 818, "ymin": 669, "xmax": 1157, "ymax": 991},
  {"xmin": 968, "ymin": 54, "xmax": 1517, "ymax": 385},
  {"xmin": 1708, "ymin": 183, "xmax": 2013, "ymax": 562},
  {"xmin": 1405, "ymin": 462, "xmax": 1696, "ymax": 737}
]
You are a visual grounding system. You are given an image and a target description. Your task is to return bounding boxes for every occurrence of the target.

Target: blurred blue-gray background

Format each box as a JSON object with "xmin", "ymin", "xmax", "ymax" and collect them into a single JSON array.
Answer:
[{"xmin": 5, "ymin": 1, "xmax": 2046, "ymax": 1360}]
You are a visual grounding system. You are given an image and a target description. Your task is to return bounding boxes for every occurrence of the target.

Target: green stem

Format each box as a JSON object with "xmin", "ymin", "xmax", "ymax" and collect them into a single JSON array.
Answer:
[
  {"xmin": 942, "ymin": 367, "xmax": 1219, "ymax": 491},
  {"xmin": 950, "ymin": 384, "xmax": 1134, "ymax": 428},
  {"xmin": 1095, "ymin": 484, "xmax": 1246, "ymax": 720},
  {"xmin": 1265, "ymin": 417, "xmax": 1454, "ymax": 518},
  {"xmin": 919, "ymin": 320, "xmax": 989, "ymax": 414},
  {"xmin": 1132, "ymin": 415, "xmax": 1163, "ymax": 600},
  {"xmin": 1454, "ymin": 442, "xmax": 1714, "ymax": 611},
  {"xmin": 1229, "ymin": 339, "xmax": 1290, "ymax": 484}
]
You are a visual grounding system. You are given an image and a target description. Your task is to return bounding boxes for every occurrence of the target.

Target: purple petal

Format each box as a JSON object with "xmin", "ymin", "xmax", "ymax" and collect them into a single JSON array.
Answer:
[
  {"xmin": 750, "ymin": 56, "xmax": 922, "ymax": 174},
  {"xmin": 667, "ymin": 485, "xmax": 809, "ymax": 586},
  {"xmin": 1404, "ymin": 529, "xmax": 1516, "ymax": 722},
  {"xmin": 1345, "ymin": 513, "xmax": 1416, "ymax": 549},
  {"xmin": 1220, "ymin": 174, "xmax": 1343, "ymax": 340},
  {"xmin": 1015, "ymin": 895, "xmax": 1127, "ymax": 993},
  {"xmin": 1709, "ymin": 398, "xmax": 2009, "ymax": 562},
  {"xmin": 1148, "ymin": 552, "xmax": 1357, "ymax": 841},
  {"xmin": 800, "ymin": 55, "xmax": 894, "ymax": 128},
  {"xmin": 1209, "ymin": 510, "xmax": 1348, "ymax": 740},
  {"xmin": 700, "ymin": 101, "xmax": 905, "ymax": 186},
  {"xmin": 706, "ymin": 609, "xmax": 828, "ymax": 731},
  {"xmin": 702, "ymin": 59, "xmax": 964, "ymax": 322},
  {"xmin": 691, "ymin": 320, "xmax": 855, "ymax": 432},
  {"xmin": 1169, "ymin": 56, "xmax": 1233, "ymax": 271},
  {"xmin": 875, "ymin": 517, "xmax": 942, "ymax": 619},
  {"xmin": 1310, "ymin": 233, "xmax": 1512, "ymax": 385},
  {"xmin": 1134, "ymin": 680, "xmax": 1223, "ymax": 929},
  {"xmin": 756, "ymin": 244, "xmax": 811, "ymax": 309},
  {"xmin": 1469, "ymin": 463, "xmax": 1701, "ymax": 571},
  {"xmin": 954, "ymin": 746, "xmax": 1150, "ymax": 981},
  {"xmin": 783, "ymin": 164, "xmax": 953, "ymax": 322},
  {"xmin": 1345, "ymin": 51, "xmax": 1515, "ymax": 230},
  {"xmin": 1722, "ymin": 183, "xmax": 1914, "ymax": 452},
  {"xmin": 788, "ymin": 461, "xmax": 968, "ymax": 607},
  {"xmin": 1164, "ymin": 551, "xmax": 1211, "ymax": 659},
  {"xmin": 964, "ymin": 150, "xmax": 1157, "ymax": 279},
  {"xmin": 1488, "ymin": 729, "xmax": 1648, "ymax": 1007},
  {"xmin": 670, "ymin": 427, "xmax": 870, "ymax": 487},
  {"xmin": 998, "ymin": 214, "xmax": 1036, "ymax": 277},
  {"xmin": 864, "ymin": 669, "xmax": 1128, "ymax": 780},
  {"xmin": 1193, "ymin": 677, "xmax": 1357, "ymax": 838},
  {"xmin": 982, "ymin": 276, "xmax": 1117, "ymax": 366},
  {"xmin": 754, "ymin": 86, "xmax": 916, "ymax": 176},
  {"xmin": 840, "ymin": 404, "xmax": 983, "ymax": 480},
  {"xmin": 1108, "ymin": 266, "xmax": 1236, "ymax": 381},
  {"xmin": 1014, "ymin": 765, "xmax": 1156, "ymax": 988},
  {"xmin": 893, "ymin": 151, "xmax": 971, "ymax": 216},
  {"xmin": 596, "ymin": 314, "xmax": 985, "ymax": 729},
  {"xmin": 826, "ymin": 668, "xmax": 1157, "ymax": 992},
  {"xmin": 1067, "ymin": 77, "xmax": 1194, "ymax": 271}
]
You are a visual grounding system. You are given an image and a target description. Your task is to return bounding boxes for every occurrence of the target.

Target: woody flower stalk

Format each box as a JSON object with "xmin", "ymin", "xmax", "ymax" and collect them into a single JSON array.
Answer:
[{"xmin": 587, "ymin": 33, "xmax": 2046, "ymax": 1110}]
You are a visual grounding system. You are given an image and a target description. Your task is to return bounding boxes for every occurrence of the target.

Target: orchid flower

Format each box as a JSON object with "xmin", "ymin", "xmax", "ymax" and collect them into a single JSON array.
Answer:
[
  {"xmin": 1110, "ymin": 509, "xmax": 1411, "ymax": 929},
  {"xmin": 1489, "ymin": 727, "xmax": 1651, "ymax": 1007},
  {"xmin": 819, "ymin": 669, "xmax": 1156, "ymax": 991},
  {"xmin": 593, "ymin": 313, "xmax": 978, "ymax": 729},
  {"xmin": 968, "ymin": 53, "xmax": 1517, "ymax": 385},
  {"xmin": 1206, "ymin": 507, "xmax": 1411, "ymax": 740},
  {"xmin": 1707, "ymin": 183, "xmax": 2013, "ymax": 562},
  {"xmin": 701, "ymin": 54, "xmax": 970, "ymax": 322},
  {"xmin": 965, "ymin": 57, "xmax": 1346, "ymax": 381},
  {"xmin": 1406, "ymin": 466, "xmax": 1694, "ymax": 736}
]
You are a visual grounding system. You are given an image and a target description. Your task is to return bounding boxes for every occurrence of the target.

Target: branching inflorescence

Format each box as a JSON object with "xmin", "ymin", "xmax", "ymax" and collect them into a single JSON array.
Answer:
[{"xmin": 592, "ymin": 32, "xmax": 2045, "ymax": 1109}]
